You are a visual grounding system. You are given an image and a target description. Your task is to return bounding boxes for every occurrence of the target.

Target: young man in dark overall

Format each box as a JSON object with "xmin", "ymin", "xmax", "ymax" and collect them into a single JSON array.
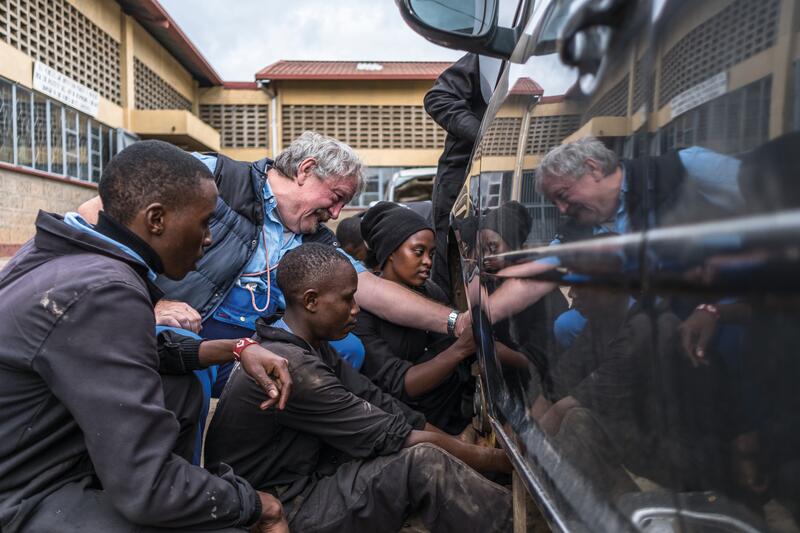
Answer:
[{"xmin": 206, "ymin": 243, "xmax": 513, "ymax": 533}]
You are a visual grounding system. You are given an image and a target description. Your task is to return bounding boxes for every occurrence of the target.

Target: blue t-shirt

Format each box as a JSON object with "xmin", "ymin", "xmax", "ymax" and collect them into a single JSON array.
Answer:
[{"xmin": 194, "ymin": 153, "xmax": 366, "ymax": 330}]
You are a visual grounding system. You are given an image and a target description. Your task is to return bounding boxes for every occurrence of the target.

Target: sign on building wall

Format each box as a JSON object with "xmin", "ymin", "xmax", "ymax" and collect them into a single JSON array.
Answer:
[
  {"xmin": 32, "ymin": 62, "xmax": 100, "ymax": 117},
  {"xmin": 669, "ymin": 71, "xmax": 728, "ymax": 119}
]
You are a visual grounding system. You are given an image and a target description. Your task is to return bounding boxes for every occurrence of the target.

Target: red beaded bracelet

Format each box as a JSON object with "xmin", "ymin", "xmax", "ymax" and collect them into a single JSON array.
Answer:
[{"xmin": 232, "ymin": 338, "xmax": 259, "ymax": 361}]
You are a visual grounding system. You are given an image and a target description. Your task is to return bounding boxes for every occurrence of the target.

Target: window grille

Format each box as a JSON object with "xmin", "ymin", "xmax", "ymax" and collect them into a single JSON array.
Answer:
[
  {"xmin": 281, "ymin": 105, "xmax": 445, "ymax": 149},
  {"xmin": 526, "ymin": 114, "xmax": 581, "ymax": 155},
  {"xmin": 134, "ymin": 57, "xmax": 192, "ymax": 111},
  {"xmin": 0, "ymin": 76, "xmax": 115, "ymax": 182},
  {"xmin": 519, "ymin": 170, "xmax": 561, "ymax": 245},
  {"xmin": 582, "ymin": 74, "xmax": 630, "ymax": 124},
  {"xmin": 0, "ymin": 0, "xmax": 121, "ymax": 104},
  {"xmin": 659, "ymin": 0, "xmax": 779, "ymax": 107},
  {"xmin": 660, "ymin": 76, "xmax": 771, "ymax": 155},
  {"xmin": 199, "ymin": 104, "xmax": 268, "ymax": 148}
]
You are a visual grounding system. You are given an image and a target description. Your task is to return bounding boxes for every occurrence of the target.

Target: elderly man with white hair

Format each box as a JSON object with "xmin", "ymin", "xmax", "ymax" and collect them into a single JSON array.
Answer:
[{"xmin": 79, "ymin": 131, "xmax": 470, "ymax": 400}]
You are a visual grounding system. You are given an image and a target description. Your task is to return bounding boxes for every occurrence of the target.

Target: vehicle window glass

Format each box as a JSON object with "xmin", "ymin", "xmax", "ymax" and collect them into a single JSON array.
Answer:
[{"xmin": 458, "ymin": 0, "xmax": 800, "ymax": 529}]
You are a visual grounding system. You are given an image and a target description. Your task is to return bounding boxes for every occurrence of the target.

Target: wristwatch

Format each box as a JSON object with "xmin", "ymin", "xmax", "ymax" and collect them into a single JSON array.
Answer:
[
  {"xmin": 447, "ymin": 309, "xmax": 460, "ymax": 336},
  {"xmin": 232, "ymin": 338, "xmax": 259, "ymax": 361}
]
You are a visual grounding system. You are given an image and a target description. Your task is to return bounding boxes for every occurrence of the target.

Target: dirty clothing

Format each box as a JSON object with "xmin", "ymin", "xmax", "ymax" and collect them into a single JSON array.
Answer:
[
  {"xmin": 287, "ymin": 443, "xmax": 513, "ymax": 533},
  {"xmin": 355, "ymin": 279, "xmax": 470, "ymax": 433},
  {"xmin": 0, "ymin": 212, "xmax": 260, "ymax": 532},
  {"xmin": 206, "ymin": 322, "xmax": 511, "ymax": 533},
  {"xmin": 424, "ymin": 53, "xmax": 487, "ymax": 294}
]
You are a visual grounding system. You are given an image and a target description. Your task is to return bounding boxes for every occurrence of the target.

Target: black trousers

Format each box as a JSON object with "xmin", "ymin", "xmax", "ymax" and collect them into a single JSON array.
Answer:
[
  {"xmin": 19, "ymin": 375, "xmax": 244, "ymax": 533},
  {"xmin": 431, "ymin": 171, "xmax": 466, "ymax": 299},
  {"xmin": 287, "ymin": 443, "xmax": 512, "ymax": 533}
]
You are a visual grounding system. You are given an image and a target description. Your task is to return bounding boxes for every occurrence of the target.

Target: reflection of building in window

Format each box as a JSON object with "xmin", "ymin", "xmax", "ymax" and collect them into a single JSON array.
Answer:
[
  {"xmin": 0, "ymin": 77, "xmax": 115, "ymax": 183},
  {"xmin": 476, "ymin": 117, "xmax": 522, "ymax": 157},
  {"xmin": 660, "ymin": 77, "xmax": 771, "ymax": 155},
  {"xmin": 478, "ymin": 172, "xmax": 510, "ymax": 210},
  {"xmin": 658, "ymin": 0, "xmax": 780, "ymax": 108},
  {"xmin": 526, "ymin": 114, "xmax": 581, "ymax": 155},
  {"xmin": 581, "ymin": 74, "xmax": 629, "ymax": 125},
  {"xmin": 520, "ymin": 170, "xmax": 561, "ymax": 245}
]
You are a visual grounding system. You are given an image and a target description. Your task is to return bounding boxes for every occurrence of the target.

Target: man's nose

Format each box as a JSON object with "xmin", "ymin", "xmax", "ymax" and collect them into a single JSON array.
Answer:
[
  {"xmin": 203, "ymin": 229, "xmax": 213, "ymax": 247},
  {"xmin": 351, "ymin": 301, "xmax": 360, "ymax": 316},
  {"xmin": 329, "ymin": 202, "xmax": 344, "ymax": 219},
  {"xmin": 554, "ymin": 200, "xmax": 569, "ymax": 214}
]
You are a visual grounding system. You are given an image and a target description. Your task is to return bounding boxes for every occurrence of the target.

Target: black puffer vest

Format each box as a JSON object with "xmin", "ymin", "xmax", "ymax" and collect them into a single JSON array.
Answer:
[{"xmin": 155, "ymin": 154, "xmax": 337, "ymax": 320}]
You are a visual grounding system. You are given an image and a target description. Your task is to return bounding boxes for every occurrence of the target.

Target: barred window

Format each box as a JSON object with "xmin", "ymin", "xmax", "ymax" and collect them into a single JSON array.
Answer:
[
  {"xmin": 0, "ymin": 0, "xmax": 121, "ymax": 104},
  {"xmin": 281, "ymin": 105, "xmax": 445, "ymax": 149},
  {"xmin": 659, "ymin": 0, "xmax": 780, "ymax": 108},
  {"xmin": 519, "ymin": 170, "xmax": 561, "ymax": 245},
  {"xmin": 0, "ymin": 76, "xmax": 116, "ymax": 183},
  {"xmin": 134, "ymin": 57, "xmax": 192, "ymax": 111},
  {"xmin": 200, "ymin": 104, "xmax": 268, "ymax": 148},
  {"xmin": 660, "ymin": 76, "xmax": 771, "ymax": 155},
  {"xmin": 525, "ymin": 114, "xmax": 581, "ymax": 155}
]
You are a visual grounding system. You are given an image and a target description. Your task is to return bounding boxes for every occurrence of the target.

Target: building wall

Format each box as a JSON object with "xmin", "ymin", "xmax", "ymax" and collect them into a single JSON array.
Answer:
[{"xmin": 0, "ymin": 165, "xmax": 96, "ymax": 250}]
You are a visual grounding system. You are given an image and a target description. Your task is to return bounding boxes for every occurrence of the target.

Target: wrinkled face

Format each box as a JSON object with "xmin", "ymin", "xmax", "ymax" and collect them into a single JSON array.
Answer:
[
  {"xmin": 314, "ymin": 262, "xmax": 360, "ymax": 341},
  {"xmin": 160, "ymin": 178, "xmax": 217, "ymax": 280},
  {"xmin": 542, "ymin": 162, "xmax": 619, "ymax": 226},
  {"xmin": 289, "ymin": 160, "xmax": 358, "ymax": 234},
  {"xmin": 384, "ymin": 229, "xmax": 435, "ymax": 287},
  {"xmin": 479, "ymin": 228, "xmax": 511, "ymax": 272}
]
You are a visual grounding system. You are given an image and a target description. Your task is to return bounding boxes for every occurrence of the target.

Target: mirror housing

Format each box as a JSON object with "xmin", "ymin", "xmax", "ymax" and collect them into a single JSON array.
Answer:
[{"xmin": 395, "ymin": 0, "xmax": 518, "ymax": 60}]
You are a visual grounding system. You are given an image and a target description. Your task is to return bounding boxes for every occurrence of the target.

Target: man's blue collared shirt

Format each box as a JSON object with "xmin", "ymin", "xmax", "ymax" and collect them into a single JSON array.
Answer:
[{"xmin": 194, "ymin": 154, "xmax": 366, "ymax": 331}]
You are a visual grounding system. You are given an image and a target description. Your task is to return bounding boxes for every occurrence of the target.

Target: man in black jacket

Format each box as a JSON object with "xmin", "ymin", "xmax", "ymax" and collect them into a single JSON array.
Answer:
[
  {"xmin": 206, "ymin": 243, "xmax": 512, "ymax": 533},
  {"xmin": 0, "ymin": 141, "xmax": 288, "ymax": 532},
  {"xmin": 424, "ymin": 53, "xmax": 488, "ymax": 295}
]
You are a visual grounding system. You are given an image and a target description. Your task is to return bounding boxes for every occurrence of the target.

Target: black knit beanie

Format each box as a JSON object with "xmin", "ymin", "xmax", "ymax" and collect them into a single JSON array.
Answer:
[
  {"xmin": 481, "ymin": 201, "xmax": 532, "ymax": 250},
  {"xmin": 360, "ymin": 201, "xmax": 434, "ymax": 268}
]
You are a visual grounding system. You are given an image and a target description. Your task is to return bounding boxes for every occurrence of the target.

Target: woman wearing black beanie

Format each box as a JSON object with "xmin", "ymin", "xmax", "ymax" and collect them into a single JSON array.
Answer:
[{"xmin": 355, "ymin": 202, "xmax": 473, "ymax": 434}]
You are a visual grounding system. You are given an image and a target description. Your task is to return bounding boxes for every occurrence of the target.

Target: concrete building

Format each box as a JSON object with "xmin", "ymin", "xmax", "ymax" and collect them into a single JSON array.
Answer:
[{"xmin": 0, "ymin": 0, "xmax": 449, "ymax": 256}]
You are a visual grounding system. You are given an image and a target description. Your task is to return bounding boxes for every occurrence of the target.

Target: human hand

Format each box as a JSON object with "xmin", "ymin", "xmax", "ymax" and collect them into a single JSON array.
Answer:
[
  {"xmin": 454, "ymin": 311, "xmax": 472, "ymax": 338},
  {"xmin": 678, "ymin": 307, "xmax": 719, "ymax": 367},
  {"xmin": 154, "ymin": 299, "xmax": 202, "ymax": 333},
  {"xmin": 452, "ymin": 327, "xmax": 475, "ymax": 359},
  {"xmin": 250, "ymin": 492, "xmax": 289, "ymax": 533},
  {"xmin": 239, "ymin": 344, "xmax": 292, "ymax": 410}
]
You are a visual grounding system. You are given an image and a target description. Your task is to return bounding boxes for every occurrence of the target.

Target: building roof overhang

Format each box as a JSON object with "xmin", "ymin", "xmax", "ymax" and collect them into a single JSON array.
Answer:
[{"xmin": 116, "ymin": 0, "xmax": 223, "ymax": 87}]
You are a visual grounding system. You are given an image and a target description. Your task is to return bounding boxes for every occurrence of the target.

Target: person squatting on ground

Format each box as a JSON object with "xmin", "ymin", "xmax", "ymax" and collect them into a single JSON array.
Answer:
[
  {"xmin": 0, "ymin": 141, "xmax": 289, "ymax": 532},
  {"xmin": 205, "ymin": 243, "xmax": 513, "ymax": 533},
  {"xmin": 78, "ymin": 131, "xmax": 471, "ymax": 395},
  {"xmin": 355, "ymin": 202, "xmax": 473, "ymax": 434}
]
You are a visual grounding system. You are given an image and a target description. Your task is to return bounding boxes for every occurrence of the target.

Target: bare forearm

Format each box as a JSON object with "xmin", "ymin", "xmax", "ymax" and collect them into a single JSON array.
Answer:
[
  {"xmin": 405, "ymin": 430, "xmax": 511, "ymax": 473},
  {"xmin": 404, "ymin": 347, "xmax": 466, "ymax": 398},
  {"xmin": 197, "ymin": 339, "xmax": 238, "ymax": 366},
  {"xmin": 487, "ymin": 278, "xmax": 555, "ymax": 324},
  {"xmin": 357, "ymin": 272, "xmax": 451, "ymax": 333}
]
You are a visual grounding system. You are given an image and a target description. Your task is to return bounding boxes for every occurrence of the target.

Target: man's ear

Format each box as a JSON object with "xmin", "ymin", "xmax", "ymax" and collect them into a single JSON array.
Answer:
[
  {"xmin": 302, "ymin": 288, "xmax": 319, "ymax": 312},
  {"xmin": 295, "ymin": 157, "xmax": 318, "ymax": 186},
  {"xmin": 143, "ymin": 203, "xmax": 166, "ymax": 236},
  {"xmin": 585, "ymin": 158, "xmax": 604, "ymax": 180}
]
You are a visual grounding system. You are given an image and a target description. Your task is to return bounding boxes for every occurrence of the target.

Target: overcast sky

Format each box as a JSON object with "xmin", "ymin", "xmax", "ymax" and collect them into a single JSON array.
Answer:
[{"xmin": 159, "ymin": 0, "xmax": 464, "ymax": 81}]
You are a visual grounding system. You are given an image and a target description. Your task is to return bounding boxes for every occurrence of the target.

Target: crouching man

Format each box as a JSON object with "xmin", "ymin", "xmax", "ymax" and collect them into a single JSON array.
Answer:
[
  {"xmin": 0, "ymin": 141, "xmax": 288, "ymax": 532},
  {"xmin": 205, "ymin": 243, "xmax": 513, "ymax": 533}
]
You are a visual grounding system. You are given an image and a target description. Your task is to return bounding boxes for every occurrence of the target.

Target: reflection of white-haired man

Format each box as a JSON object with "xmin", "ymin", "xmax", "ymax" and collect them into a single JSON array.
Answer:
[{"xmin": 80, "ymin": 131, "xmax": 470, "ymax": 394}]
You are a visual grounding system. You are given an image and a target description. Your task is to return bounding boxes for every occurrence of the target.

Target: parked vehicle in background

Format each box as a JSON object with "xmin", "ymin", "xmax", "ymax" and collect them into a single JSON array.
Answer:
[
  {"xmin": 397, "ymin": 0, "xmax": 800, "ymax": 531},
  {"xmin": 387, "ymin": 167, "xmax": 437, "ymax": 203}
]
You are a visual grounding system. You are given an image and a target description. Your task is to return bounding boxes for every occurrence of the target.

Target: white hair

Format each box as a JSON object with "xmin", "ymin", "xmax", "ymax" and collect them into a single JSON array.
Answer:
[
  {"xmin": 273, "ymin": 131, "xmax": 365, "ymax": 195},
  {"xmin": 535, "ymin": 137, "xmax": 619, "ymax": 193}
]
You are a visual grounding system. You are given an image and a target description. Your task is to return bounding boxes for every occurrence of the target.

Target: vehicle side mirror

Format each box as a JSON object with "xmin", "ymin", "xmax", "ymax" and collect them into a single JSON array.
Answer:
[{"xmin": 395, "ymin": 0, "xmax": 518, "ymax": 60}]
